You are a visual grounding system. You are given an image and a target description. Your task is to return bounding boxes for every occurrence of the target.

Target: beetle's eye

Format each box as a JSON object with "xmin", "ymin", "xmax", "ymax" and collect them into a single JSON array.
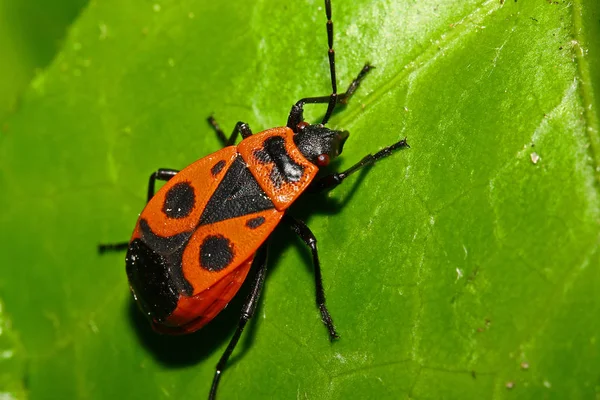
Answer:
[
  {"xmin": 296, "ymin": 121, "xmax": 309, "ymax": 131},
  {"xmin": 316, "ymin": 154, "xmax": 330, "ymax": 167}
]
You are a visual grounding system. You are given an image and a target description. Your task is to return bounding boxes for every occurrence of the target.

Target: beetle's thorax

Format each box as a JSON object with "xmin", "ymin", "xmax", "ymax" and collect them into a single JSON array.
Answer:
[{"xmin": 237, "ymin": 127, "xmax": 319, "ymax": 210}]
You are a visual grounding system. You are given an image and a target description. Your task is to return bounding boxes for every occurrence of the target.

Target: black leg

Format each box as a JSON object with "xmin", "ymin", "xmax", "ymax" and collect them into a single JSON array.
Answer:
[
  {"xmin": 209, "ymin": 244, "xmax": 269, "ymax": 400},
  {"xmin": 283, "ymin": 215, "xmax": 338, "ymax": 340},
  {"xmin": 98, "ymin": 168, "xmax": 179, "ymax": 254},
  {"xmin": 337, "ymin": 64, "xmax": 373, "ymax": 105},
  {"xmin": 147, "ymin": 168, "xmax": 179, "ymax": 202},
  {"xmin": 309, "ymin": 138, "xmax": 410, "ymax": 193},
  {"xmin": 207, "ymin": 116, "xmax": 252, "ymax": 147},
  {"xmin": 98, "ymin": 242, "xmax": 129, "ymax": 254},
  {"xmin": 287, "ymin": 64, "xmax": 373, "ymax": 130}
]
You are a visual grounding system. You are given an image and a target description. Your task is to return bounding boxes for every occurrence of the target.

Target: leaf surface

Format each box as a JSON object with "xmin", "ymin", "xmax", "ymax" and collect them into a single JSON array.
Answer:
[{"xmin": 1, "ymin": 0, "xmax": 599, "ymax": 399}]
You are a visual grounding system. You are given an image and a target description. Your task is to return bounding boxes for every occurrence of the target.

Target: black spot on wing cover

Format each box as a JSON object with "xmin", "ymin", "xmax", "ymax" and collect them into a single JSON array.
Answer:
[
  {"xmin": 211, "ymin": 160, "xmax": 226, "ymax": 176},
  {"xmin": 162, "ymin": 181, "xmax": 196, "ymax": 219},
  {"xmin": 199, "ymin": 235, "xmax": 234, "ymax": 271},
  {"xmin": 246, "ymin": 216, "xmax": 266, "ymax": 229}
]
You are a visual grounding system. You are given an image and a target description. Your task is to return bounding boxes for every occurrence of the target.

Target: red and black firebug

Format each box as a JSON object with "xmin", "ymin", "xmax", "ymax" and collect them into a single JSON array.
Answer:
[{"xmin": 100, "ymin": 1, "xmax": 409, "ymax": 398}]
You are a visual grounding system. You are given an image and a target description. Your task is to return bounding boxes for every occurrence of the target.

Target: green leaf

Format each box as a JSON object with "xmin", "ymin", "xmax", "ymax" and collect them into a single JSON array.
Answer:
[
  {"xmin": 0, "ymin": 299, "xmax": 26, "ymax": 399},
  {"xmin": 0, "ymin": 0, "xmax": 87, "ymax": 121},
  {"xmin": 1, "ymin": 0, "xmax": 599, "ymax": 399}
]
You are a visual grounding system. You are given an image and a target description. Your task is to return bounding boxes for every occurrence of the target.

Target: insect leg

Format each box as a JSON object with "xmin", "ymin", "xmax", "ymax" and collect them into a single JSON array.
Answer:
[
  {"xmin": 284, "ymin": 215, "xmax": 339, "ymax": 340},
  {"xmin": 286, "ymin": 65, "xmax": 373, "ymax": 129},
  {"xmin": 309, "ymin": 138, "xmax": 410, "ymax": 192},
  {"xmin": 207, "ymin": 116, "xmax": 252, "ymax": 147},
  {"xmin": 98, "ymin": 168, "xmax": 179, "ymax": 253},
  {"xmin": 209, "ymin": 244, "xmax": 268, "ymax": 400},
  {"xmin": 336, "ymin": 64, "xmax": 373, "ymax": 105},
  {"xmin": 97, "ymin": 242, "xmax": 129, "ymax": 253},
  {"xmin": 147, "ymin": 168, "xmax": 179, "ymax": 202}
]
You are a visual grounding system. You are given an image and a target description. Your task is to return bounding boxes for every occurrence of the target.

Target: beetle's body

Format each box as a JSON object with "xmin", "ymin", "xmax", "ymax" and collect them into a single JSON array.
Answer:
[
  {"xmin": 99, "ymin": 1, "xmax": 410, "ymax": 398},
  {"xmin": 126, "ymin": 127, "xmax": 318, "ymax": 334}
]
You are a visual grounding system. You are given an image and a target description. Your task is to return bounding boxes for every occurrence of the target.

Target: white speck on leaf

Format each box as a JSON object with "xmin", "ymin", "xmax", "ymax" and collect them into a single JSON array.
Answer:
[
  {"xmin": 334, "ymin": 353, "xmax": 347, "ymax": 363},
  {"xmin": 456, "ymin": 268, "xmax": 463, "ymax": 281}
]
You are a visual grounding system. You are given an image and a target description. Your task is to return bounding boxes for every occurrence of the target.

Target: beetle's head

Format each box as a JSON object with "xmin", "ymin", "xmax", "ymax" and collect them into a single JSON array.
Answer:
[{"xmin": 293, "ymin": 122, "xmax": 349, "ymax": 167}]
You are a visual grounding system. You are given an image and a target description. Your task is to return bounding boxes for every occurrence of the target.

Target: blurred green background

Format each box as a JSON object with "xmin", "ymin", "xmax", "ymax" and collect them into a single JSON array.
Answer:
[
  {"xmin": 1, "ymin": 0, "xmax": 599, "ymax": 399},
  {"xmin": 0, "ymin": 0, "xmax": 87, "ymax": 121}
]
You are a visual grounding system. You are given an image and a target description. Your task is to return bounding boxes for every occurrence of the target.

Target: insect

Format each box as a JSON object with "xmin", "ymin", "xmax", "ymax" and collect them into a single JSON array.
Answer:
[{"xmin": 99, "ymin": 0, "xmax": 409, "ymax": 398}]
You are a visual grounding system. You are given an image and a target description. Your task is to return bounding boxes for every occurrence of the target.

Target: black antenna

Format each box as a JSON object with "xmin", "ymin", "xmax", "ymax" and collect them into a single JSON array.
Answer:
[{"xmin": 321, "ymin": 0, "xmax": 337, "ymax": 125}]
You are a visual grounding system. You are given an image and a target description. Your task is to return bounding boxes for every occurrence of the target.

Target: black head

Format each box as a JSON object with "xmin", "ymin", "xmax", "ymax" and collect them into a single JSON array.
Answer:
[{"xmin": 293, "ymin": 122, "xmax": 349, "ymax": 167}]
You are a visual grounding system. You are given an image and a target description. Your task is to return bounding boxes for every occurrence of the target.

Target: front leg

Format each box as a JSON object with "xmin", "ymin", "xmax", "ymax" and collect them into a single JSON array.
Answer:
[
  {"xmin": 309, "ymin": 138, "xmax": 409, "ymax": 192},
  {"xmin": 286, "ymin": 64, "xmax": 373, "ymax": 129}
]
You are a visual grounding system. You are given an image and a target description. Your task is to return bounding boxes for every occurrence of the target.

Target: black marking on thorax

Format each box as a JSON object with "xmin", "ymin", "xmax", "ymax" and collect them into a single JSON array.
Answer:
[
  {"xmin": 199, "ymin": 156, "xmax": 274, "ymax": 226},
  {"xmin": 253, "ymin": 136, "xmax": 304, "ymax": 188}
]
